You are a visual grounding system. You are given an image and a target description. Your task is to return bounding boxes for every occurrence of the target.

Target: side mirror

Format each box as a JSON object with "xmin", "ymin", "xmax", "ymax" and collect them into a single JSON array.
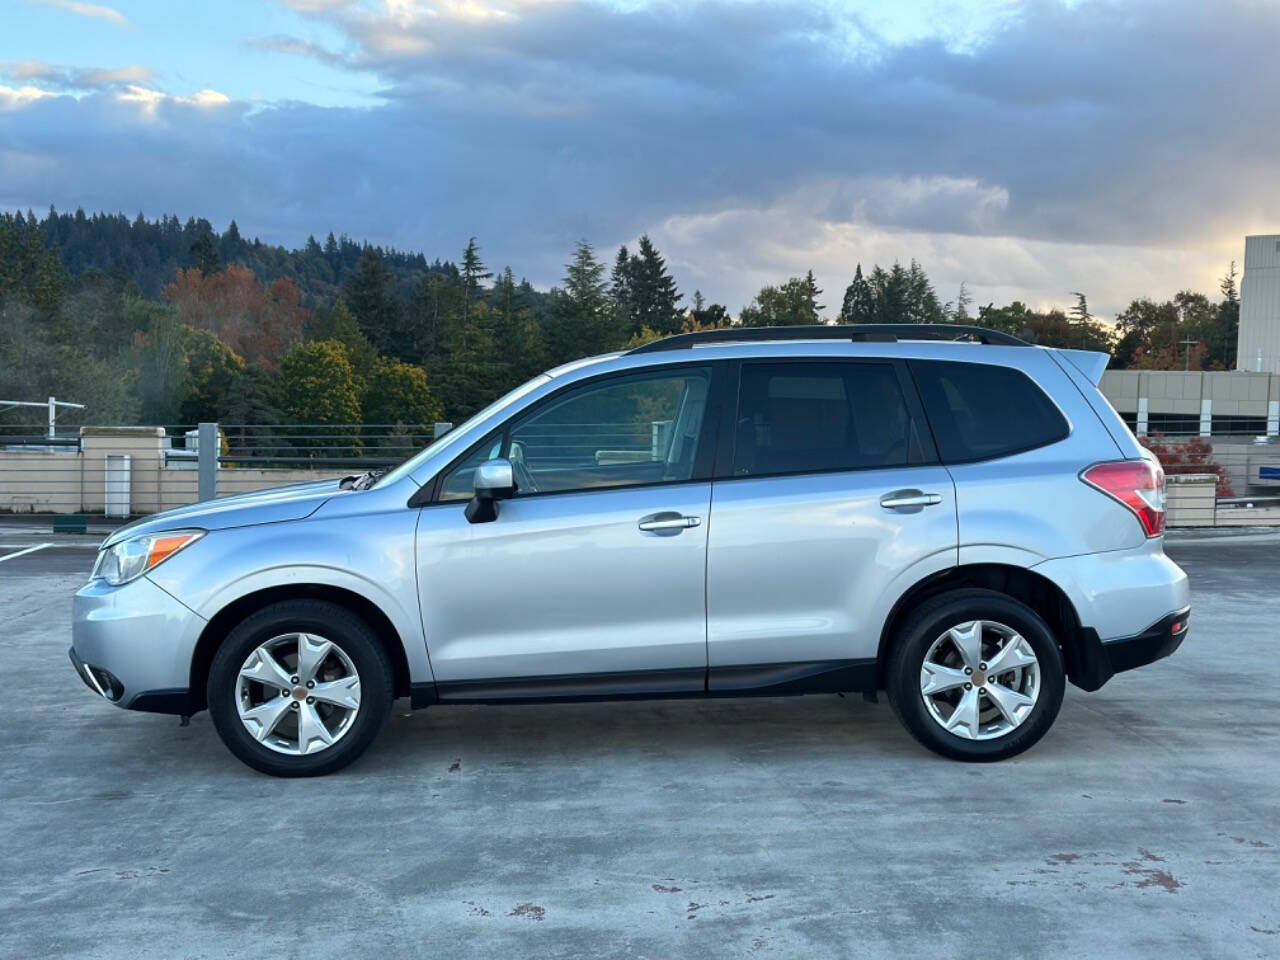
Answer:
[{"xmin": 465, "ymin": 458, "xmax": 516, "ymax": 523}]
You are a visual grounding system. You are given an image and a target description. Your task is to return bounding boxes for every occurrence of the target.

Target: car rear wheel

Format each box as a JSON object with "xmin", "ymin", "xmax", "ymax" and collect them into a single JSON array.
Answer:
[
  {"xmin": 886, "ymin": 588, "xmax": 1065, "ymax": 762},
  {"xmin": 208, "ymin": 600, "xmax": 393, "ymax": 777}
]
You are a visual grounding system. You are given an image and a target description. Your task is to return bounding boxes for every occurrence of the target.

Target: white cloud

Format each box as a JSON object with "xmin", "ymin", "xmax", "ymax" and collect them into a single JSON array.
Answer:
[
  {"xmin": 116, "ymin": 85, "xmax": 231, "ymax": 113},
  {"xmin": 1, "ymin": 61, "xmax": 153, "ymax": 91},
  {"xmin": 648, "ymin": 191, "xmax": 1232, "ymax": 317},
  {"xmin": 0, "ymin": 85, "xmax": 56, "ymax": 111},
  {"xmin": 32, "ymin": 0, "xmax": 130, "ymax": 27},
  {"xmin": 77, "ymin": 65, "xmax": 153, "ymax": 87}
]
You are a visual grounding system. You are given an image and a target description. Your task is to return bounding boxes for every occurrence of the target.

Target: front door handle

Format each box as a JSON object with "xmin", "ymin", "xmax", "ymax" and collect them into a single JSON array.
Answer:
[
  {"xmin": 879, "ymin": 490, "xmax": 943, "ymax": 509},
  {"xmin": 638, "ymin": 512, "xmax": 702, "ymax": 533}
]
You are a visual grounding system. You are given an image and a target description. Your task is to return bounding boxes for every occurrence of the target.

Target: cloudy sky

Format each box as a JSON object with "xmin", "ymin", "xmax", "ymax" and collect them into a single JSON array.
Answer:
[{"xmin": 2, "ymin": 0, "xmax": 1278, "ymax": 318}]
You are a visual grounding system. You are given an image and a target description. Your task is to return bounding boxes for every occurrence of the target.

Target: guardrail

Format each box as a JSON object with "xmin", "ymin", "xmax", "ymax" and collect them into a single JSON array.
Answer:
[
  {"xmin": 2, "ymin": 416, "xmax": 1278, "ymax": 527},
  {"xmin": 0, "ymin": 422, "xmax": 451, "ymax": 522}
]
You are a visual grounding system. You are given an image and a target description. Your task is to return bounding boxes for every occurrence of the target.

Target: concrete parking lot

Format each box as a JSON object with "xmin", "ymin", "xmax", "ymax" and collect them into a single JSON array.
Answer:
[{"xmin": 1, "ymin": 527, "xmax": 1277, "ymax": 959}]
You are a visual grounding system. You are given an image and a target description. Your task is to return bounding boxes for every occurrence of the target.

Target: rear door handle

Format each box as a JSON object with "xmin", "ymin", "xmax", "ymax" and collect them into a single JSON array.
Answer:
[
  {"xmin": 638, "ymin": 512, "xmax": 702, "ymax": 532},
  {"xmin": 879, "ymin": 490, "xmax": 943, "ymax": 509}
]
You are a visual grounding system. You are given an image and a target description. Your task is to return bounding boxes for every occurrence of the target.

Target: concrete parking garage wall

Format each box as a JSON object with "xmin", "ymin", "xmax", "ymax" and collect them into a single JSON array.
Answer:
[{"xmin": 0, "ymin": 427, "xmax": 332, "ymax": 516}]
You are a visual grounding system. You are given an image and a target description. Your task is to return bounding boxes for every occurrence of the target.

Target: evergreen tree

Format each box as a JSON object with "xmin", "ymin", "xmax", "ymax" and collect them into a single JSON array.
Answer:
[
  {"xmin": 953, "ymin": 281, "xmax": 973, "ymax": 323},
  {"xmin": 838, "ymin": 264, "xmax": 874, "ymax": 324},
  {"xmin": 189, "ymin": 222, "xmax": 221, "ymax": 276},
  {"xmin": 1069, "ymin": 291, "xmax": 1091, "ymax": 325},
  {"xmin": 437, "ymin": 239, "xmax": 497, "ymax": 420},
  {"xmin": 405, "ymin": 269, "xmax": 458, "ymax": 388},
  {"xmin": 223, "ymin": 365, "xmax": 284, "ymax": 426},
  {"xmin": 344, "ymin": 248, "xmax": 400, "ymax": 354},
  {"xmin": 609, "ymin": 244, "xmax": 634, "ymax": 338},
  {"xmin": 904, "ymin": 261, "xmax": 943, "ymax": 323},
  {"xmin": 545, "ymin": 241, "xmax": 611, "ymax": 365},
  {"xmin": 688, "ymin": 288, "xmax": 731, "ymax": 329},
  {"xmin": 459, "ymin": 237, "xmax": 492, "ymax": 330},
  {"xmin": 1220, "ymin": 261, "xmax": 1239, "ymax": 305},
  {"xmin": 492, "ymin": 266, "xmax": 545, "ymax": 386},
  {"xmin": 628, "ymin": 235, "xmax": 682, "ymax": 336},
  {"xmin": 1215, "ymin": 263, "xmax": 1240, "ymax": 369},
  {"xmin": 310, "ymin": 300, "xmax": 380, "ymax": 391}
]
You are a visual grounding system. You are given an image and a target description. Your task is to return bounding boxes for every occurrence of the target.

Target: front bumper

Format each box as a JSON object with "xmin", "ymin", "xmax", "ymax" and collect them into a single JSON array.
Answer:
[
  {"xmin": 70, "ymin": 575, "xmax": 207, "ymax": 714},
  {"xmin": 1068, "ymin": 607, "xmax": 1190, "ymax": 692}
]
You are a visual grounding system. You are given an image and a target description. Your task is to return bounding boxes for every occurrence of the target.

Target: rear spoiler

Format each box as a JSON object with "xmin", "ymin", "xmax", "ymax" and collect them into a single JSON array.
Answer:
[{"xmin": 1053, "ymin": 348, "xmax": 1109, "ymax": 385}]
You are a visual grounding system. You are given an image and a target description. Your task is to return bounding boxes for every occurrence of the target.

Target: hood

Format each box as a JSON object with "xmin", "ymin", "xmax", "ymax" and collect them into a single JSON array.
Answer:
[{"xmin": 102, "ymin": 477, "xmax": 344, "ymax": 548}]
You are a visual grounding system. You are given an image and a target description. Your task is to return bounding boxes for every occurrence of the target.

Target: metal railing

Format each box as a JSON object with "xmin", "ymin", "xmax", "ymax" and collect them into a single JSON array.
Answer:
[
  {"xmin": 0, "ymin": 422, "xmax": 449, "ymax": 524},
  {"xmin": 3, "ymin": 413, "xmax": 1278, "ymax": 527}
]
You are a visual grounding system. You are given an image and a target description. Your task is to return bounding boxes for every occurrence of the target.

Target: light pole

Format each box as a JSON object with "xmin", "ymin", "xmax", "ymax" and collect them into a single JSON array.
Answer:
[{"xmin": 1179, "ymin": 338, "xmax": 1199, "ymax": 371}]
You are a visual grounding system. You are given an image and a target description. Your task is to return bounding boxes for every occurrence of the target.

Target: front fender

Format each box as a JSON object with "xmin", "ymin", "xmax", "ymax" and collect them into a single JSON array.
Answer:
[{"xmin": 147, "ymin": 503, "xmax": 434, "ymax": 686}]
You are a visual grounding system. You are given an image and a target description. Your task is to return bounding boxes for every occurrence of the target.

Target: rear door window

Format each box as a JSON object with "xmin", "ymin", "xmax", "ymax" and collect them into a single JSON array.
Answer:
[
  {"xmin": 733, "ymin": 361, "xmax": 924, "ymax": 477},
  {"xmin": 909, "ymin": 359, "xmax": 1069, "ymax": 463}
]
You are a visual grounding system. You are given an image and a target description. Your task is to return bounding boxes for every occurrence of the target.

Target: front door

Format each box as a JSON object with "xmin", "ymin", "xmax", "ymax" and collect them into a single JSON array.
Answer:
[
  {"xmin": 416, "ymin": 364, "xmax": 720, "ymax": 700},
  {"xmin": 706, "ymin": 358, "xmax": 958, "ymax": 690}
]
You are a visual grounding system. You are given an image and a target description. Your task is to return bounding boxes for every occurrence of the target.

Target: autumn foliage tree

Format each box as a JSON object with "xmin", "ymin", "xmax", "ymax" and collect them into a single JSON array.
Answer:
[
  {"xmin": 1139, "ymin": 432, "xmax": 1234, "ymax": 497},
  {"xmin": 165, "ymin": 266, "xmax": 307, "ymax": 370},
  {"xmin": 361, "ymin": 359, "xmax": 443, "ymax": 434},
  {"xmin": 278, "ymin": 340, "xmax": 362, "ymax": 455}
]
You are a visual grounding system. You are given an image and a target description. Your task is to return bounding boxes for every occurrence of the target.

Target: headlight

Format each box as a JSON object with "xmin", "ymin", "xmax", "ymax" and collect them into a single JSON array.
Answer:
[{"xmin": 91, "ymin": 530, "xmax": 205, "ymax": 586}]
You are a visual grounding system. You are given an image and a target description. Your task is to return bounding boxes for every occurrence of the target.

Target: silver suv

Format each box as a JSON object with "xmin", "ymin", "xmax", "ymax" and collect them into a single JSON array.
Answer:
[{"xmin": 70, "ymin": 324, "xmax": 1190, "ymax": 776}]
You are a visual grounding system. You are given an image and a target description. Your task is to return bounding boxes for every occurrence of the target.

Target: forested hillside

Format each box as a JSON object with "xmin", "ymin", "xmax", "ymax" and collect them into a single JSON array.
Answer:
[{"xmin": 0, "ymin": 207, "xmax": 1241, "ymax": 431}]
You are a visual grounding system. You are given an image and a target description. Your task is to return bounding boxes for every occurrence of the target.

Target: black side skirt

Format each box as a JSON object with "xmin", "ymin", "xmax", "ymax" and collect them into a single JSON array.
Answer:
[{"xmin": 413, "ymin": 659, "xmax": 877, "ymax": 707}]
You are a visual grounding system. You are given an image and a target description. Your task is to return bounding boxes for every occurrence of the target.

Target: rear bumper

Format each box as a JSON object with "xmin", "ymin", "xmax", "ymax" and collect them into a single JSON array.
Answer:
[
  {"xmin": 1068, "ymin": 607, "xmax": 1190, "ymax": 692},
  {"xmin": 1032, "ymin": 539, "xmax": 1190, "ymax": 642},
  {"xmin": 1030, "ymin": 539, "xmax": 1190, "ymax": 692}
]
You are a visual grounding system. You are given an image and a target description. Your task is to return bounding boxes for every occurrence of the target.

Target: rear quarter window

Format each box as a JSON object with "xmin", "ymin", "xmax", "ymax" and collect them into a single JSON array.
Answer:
[{"xmin": 909, "ymin": 359, "xmax": 1069, "ymax": 463}]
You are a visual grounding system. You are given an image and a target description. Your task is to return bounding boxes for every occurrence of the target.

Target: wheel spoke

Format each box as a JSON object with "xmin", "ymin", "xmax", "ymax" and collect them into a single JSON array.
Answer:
[
  {"xmin": 985, "ymin": 682, "xmax": 1035, "ymax": 728},
  {"xmin": 236, "ymin": 631, "xmax": 361, "ymax": 757},
  {"xmin": 240, "ymin": 696, "xmax": 292, "ymax": 742},
  {"xmin": 921, "ymin": 662, "xmax": 970, "ymax": 696},
  {"xmin": 296, "ymin": 634, "xmax": 333, "ymax": 685},
  {"xmin": 985, "ymin": 635, "xmax": 1037, "ymax": 677},
  {"xmin": 296, "ymin": 702, "xmax": 335, "ymax": 753},
  {"xmin": 948, "ymin": 621, "xmax": 985, "ymax": 671},
  {"xmin": 239, "ymin": 646, "xmax": 293, "ymax": 691},
  {"xmin": 310, "ymin": 677, "xmax": 361, "ymax": 710},
  {"xmin": 943, "ymin": 686, "xmax": 981, "ymax": 738}
]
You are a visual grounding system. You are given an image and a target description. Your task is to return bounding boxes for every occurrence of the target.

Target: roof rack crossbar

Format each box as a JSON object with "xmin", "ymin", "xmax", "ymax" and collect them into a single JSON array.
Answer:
[{"xmin": 627, "ymin": 323, "xmax": 1028, "ymax": 354}]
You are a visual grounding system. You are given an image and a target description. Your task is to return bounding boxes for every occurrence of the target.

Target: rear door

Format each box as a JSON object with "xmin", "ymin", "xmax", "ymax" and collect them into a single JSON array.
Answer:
[{"xmin": 705, "ymin": 358, "xmax": 957, "ymax": 689}]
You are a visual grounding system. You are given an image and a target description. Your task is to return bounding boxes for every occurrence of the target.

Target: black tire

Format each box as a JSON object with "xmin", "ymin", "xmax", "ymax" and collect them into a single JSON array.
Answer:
[
  {"xmin": 207, "ymin": 600, "xmax": 393, "ymax": 777},
  {"xmin": 886, "ymin": 588, "xmax": 1065, "ymax": 762}
]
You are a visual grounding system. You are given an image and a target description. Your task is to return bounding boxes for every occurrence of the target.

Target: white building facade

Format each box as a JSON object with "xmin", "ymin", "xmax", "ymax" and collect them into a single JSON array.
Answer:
[{"xmin": 1238, "ymin": 234, "xmax": 1280, "ymax": 374}]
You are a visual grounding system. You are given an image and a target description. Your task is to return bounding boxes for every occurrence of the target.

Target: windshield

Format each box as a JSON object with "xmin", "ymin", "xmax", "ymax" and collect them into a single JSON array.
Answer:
[{"xmin": 374, "ymin": 374, "xmax": 551, "ymax": 489}]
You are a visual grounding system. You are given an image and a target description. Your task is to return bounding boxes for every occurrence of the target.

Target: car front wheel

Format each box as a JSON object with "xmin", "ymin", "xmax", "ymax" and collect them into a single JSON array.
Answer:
[
  {"xmin": 886, "ymin": 588, "xmax": 1065, "ymax": 762},
  {"xmin": 207, "ymin": 600, "xmax": 393, "ymax": 777}
]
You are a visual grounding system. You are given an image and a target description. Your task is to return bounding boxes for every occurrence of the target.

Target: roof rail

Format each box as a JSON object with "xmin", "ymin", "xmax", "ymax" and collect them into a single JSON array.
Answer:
[{"xmin": 626, "ymin": 323, "xmax": 1028, "ymax": 355}]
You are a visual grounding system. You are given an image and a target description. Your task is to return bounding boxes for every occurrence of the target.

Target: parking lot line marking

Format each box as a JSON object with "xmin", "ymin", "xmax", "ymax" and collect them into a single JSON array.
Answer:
[{"xmin": 0, "ymin": 543, "xmax": 54, "ymax": 563}]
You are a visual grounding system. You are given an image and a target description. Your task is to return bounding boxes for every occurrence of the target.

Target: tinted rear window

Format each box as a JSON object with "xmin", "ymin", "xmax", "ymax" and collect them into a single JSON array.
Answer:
[
  {"xmin": 910, "ymin": 359, "xmax": 1068, "ymax": 462},
  {"xmin": 734, "ymin": 361, "xmax": 922, "ymax": 476}
]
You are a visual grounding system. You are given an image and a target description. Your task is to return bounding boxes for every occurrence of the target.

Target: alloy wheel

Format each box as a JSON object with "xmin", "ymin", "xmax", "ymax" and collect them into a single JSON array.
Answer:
[
  {"xmin": 919, "ymin": 619, "xmax": 1040, "ymax": 741},
  {"xmin": 236, "ymin": 633, "xmax": 362, "ymax": 755}
]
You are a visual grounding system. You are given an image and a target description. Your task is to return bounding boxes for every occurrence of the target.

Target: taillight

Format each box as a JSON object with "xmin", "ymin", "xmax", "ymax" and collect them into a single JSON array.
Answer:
[{"xmin": 1081, "ymin": 459, "xmax": 1165, "ymax": 537}]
